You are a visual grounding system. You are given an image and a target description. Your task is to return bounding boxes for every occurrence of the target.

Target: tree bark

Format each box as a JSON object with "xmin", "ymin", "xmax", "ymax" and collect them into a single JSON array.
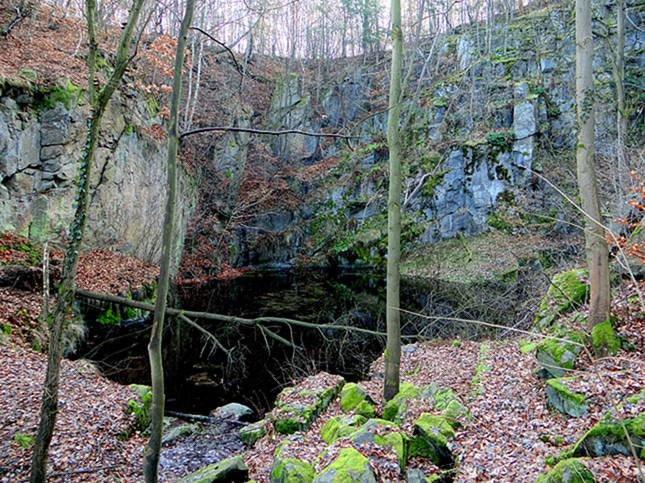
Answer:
[
  {"xmin": 384, "ymin": 0, "xmax": 403, "ymax": 402},
  {"xmin": 29, "ymin": 0, "xmax": 145, "ymax": 480},
  {"xmin": 143, "ymin": 0, "xmax": 194, "ymax": 480},
  {"xmin": 575, "ymin": 0, "xmax": 611, "ymax": 329}
]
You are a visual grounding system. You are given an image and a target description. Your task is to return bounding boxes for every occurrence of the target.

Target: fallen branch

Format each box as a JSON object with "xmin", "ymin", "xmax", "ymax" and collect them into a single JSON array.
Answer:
[
  {"xmin": 75, "ymin": 288, "xmax": 393, "ymax": 340},
  {"xmin": 164, "ymin": 410, "xmax": 246, "ymax": 426},
  {"xmin": 49, "ymin": 465, "xmax": 118, "ymax": 477}
]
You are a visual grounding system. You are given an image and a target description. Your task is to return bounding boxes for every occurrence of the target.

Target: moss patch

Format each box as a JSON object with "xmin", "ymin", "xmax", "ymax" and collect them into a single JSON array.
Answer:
[
  {"xmin": 536, "ymin": 458, "xmax": 594, "ymax": 483},
  {"xmin": 535, "ymin": 269, "xmax": 588, "ymax": 330},
  {"xmin": 591, "ymin": 319, "xmax": 621, "ymax": 355},
  {"xmin": 177, "ymin": 455, "xmax": 248, "ymax": 482},
  {"xmin": 409, "ymin": 413, "xmax": 455, "ymax": 467},
  {"xmin": 572, "ymin": 413, "xmax": 645, "ymax": 458},
  {"xmin": 313, "ymin": 447, "xmax": 376, "ymax": 482},
  {"xmin": 340, "ymin": 383, "xmax": 375, "ymax": 418},
  {"xmin": 320, "ymin": 414, "xmax": 366, "ymax": 444},
  {"xmin": 270, "ymin": 457, "xmax": 314, "ymax": 483},
  {"xmin": 545, "ymin": 378, "xmax": 588, "ymax": 418}
]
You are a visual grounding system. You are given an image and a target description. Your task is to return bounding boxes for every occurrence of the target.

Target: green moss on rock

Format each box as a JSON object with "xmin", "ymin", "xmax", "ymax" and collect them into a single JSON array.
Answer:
[
  {"xmin": 340, "ymin": 383, "xmax": 375, "ymax": 418},
  {"xmin": 535, "ymin": 269, "xmax": 588, "ymax": 330},
  {"xmin": 177, "ymin": 455, "xmax": 248, "ymax": 482},
  {"xmin": 320, "ymin": 414, "xmax": 366, "ymax": 444},
  {"xmin": 270, "ymin": 457, "xmax": 314, "ymax": 483},
  {"xmin": 572, "ymin": 413, "xmax": 645, "ymax": 458},
  {"xmin": 408, "ymin": 413, "xmax": 455, "ymax": 467},
  {"xmin": 382, "ymin": 382, "xmax": 420, "ymax": 422},
  {"xmin": 535, "ymin": 331, "xmax": 586, "ymax": 378},
  {"xmin": 240, "ymin": 419, "xmax": 268, "ymax": 446},
  {"xmin": 535, "ymin": 458, "xmax": 594, "ymax": 483},
  {"xmin": 312, "ymin": 447, "xmax": 376, "ymax": 483},
  {"xmin": 350, "ymin": 419, "xmax": 406, "ymax": 470},
  {"xmin": 591, "ymin": 320, "xmax": 621, "ymax": 355},
  {"xmin": 272, "ymin": 373, "xmax": 345, "ymax": 435},
  {"xmin": 545, "ymin": 378, "xmax": 588, "ymax": 418}
]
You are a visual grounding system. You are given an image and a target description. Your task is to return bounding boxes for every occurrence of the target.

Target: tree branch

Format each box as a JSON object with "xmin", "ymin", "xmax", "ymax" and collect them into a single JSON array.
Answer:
[
  {"xmin": 180, "ymin": 125, "xmax": 359, "ymax": 141},
  {"xmin": 75, "ymin": 288, "xmax": 393, "ymax": 339},
  {"xmin": 189, "ymin": 26, "xmax": 245, "ymax": 78}
]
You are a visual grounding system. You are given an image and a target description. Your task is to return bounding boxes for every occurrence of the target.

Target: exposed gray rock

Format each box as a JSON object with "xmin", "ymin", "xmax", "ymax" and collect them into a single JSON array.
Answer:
[{"xmin": 0, "ymin": 90, "xmax": 196, "ymax": 264}]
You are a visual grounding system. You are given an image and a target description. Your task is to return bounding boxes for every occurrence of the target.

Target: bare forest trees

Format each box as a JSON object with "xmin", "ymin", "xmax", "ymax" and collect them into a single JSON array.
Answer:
[
  {"xmin": 575, "ymin": 0, "xmax": 611, "ymax": 330},
  {"xmin": 384, "ymin": 0, "xmax": 403, "ymax": 402},
  {"xmin": 29, "ymin": 0, "xmax": 147, "ymax": 480},
  {"xmin": 143, "ymin": 0, "xmax": 195, "ymax": 480}
]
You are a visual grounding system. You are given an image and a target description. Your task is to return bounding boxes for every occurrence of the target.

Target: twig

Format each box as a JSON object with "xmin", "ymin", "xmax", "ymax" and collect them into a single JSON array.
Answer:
[{"xmin": 49, "ymin": 465, "xmax": 118, "ymax": 477}]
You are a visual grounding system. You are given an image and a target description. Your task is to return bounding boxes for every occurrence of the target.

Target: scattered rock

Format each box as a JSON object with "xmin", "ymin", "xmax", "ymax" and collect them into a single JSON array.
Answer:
[
  {"xmin": 176, "ymin": 455, "xmax": 248, "ymax": 483},
  {"xmin": 239, "ymin": 418, "xmax": 268, "ymax": 446},
  {"xmin": 536, "ymin": 458, "xmax": 594, "ymax": 483},
  {"xmin": 408, "ymin": 413, "xmax": 455, "ymax": 467},
  {"xmin": 211, "ymin": 402, "xmax": 254, "ymax": 422},
  {"xmin": 339, "ymin": 382, "xmax": 375, "ymax": 418},
  {"xmin": 320, "ymin": 414, "xmax": 366, "ymax": 444},
  {"xmin": 272, "ymin": 372, "xmax": 345, "ymax": 435},
  {"xmin": 572, "ymin": 413, "xmax": 645, "ymax": 459},
  {"xmin": 313, "ymin": 447, "xmax": 377, "ymax": 483},
  {"xmin": 545, "ymin": 378, "xmax": 588, "ymax": 418}
]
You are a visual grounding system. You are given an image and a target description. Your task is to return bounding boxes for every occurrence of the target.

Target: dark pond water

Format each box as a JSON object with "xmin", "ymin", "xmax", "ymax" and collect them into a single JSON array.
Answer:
[{"xmin": 73, "ymin": 268, "xmax": 534, "ymax": 415}]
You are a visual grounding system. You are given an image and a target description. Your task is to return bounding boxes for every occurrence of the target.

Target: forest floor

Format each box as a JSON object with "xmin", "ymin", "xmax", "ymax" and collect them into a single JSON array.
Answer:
[{"xmin": 1, "ymin": 233, "xmax": 644, "ymax": 481}]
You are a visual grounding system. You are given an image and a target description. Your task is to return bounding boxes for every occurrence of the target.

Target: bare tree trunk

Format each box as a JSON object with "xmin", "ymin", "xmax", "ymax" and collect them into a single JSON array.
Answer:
[
  {"xmin": 575, "ymin": 0, "xmax": 611, "ymax": 329},
  {"xmin": 614, "ymin": 0, "xmax": 626, "ymax": 146},
  {"xmin": 384, "ymin": 0, "xmax": 403, "ymax": 402},
  {"xmin": 143, "ymin": 0, "xmax": 194, "ymax": 480},
  {"xmin": 29, "ymin": 0, "xmax": 146, "ymax": 480}
]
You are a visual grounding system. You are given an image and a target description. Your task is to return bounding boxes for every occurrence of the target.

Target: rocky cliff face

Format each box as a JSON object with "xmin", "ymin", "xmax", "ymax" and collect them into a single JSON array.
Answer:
[
  {"xmin": 211, "ymin": 2, "xmax": 643, "ymax": 268},
  {"xmin": 0, "ymin": 84, "xmax": 196, "ymax": 264}
]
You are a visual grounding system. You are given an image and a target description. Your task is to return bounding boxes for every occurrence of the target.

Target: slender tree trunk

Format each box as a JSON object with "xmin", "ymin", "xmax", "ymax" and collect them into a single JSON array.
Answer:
[
  {"xmin": 29, "ymin": 0, "xmax": 145, "ymax": 479},
  {"xmin": 143, "ymin": 0, "xmax": 194, "ymax": 480},
  {"xmin": 575, "ymin": 0, "xmax": 611, "ymax": 329},
  {"xmin": 384, "ymin": 0, "xmax": 403, "ymax": 402},
  {"xmin": 614, "ymin": 0, "xmax": 626, "ymax": 146}
]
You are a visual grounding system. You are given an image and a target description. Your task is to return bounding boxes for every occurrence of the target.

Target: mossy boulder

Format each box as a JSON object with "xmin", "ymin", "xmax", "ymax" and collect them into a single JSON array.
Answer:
[
  {"xmin": 320, "ymin": 414, "xmax": 366, "ymax": 444},
  {"xmin": 591, "ymin": 320, "xmax": 621, "ymax": 356},
  {"xmin": 272, "ymin": 373, "xmax": 345, "ymax": 435},
  {"xmin": 382, "ymin": 382, "xmax": 469, "ymax": 428},
  {"xmin": 240, "ymin": 418, "xmax": 268, "ymax": 446},
  {"xmin": 313, "ymin": 447, "xmax": 377, "ymax": 483},
  {"xmin": 535, "ymin": 269, "xmax": 588, "ymax": 330},
  {"xmin": 382, "ymin": 382, "xmax": 420, "ymax": 422},
  {"xmin": 177, "ymin": 455, "xmax": 248, "ymax": 482},
  {"xmin": 270, "ymin": 456, "xmax": 314, "ymax": 483},
  {"xmin": 545, "ymin": 378, "xmax": 588, "ymax": 418},
  {"xmin": 162, "ymin": 423, "xmax": 199, "ymax": 445},
  {"xmin": 536, "ymin": 458, "xmax": 594, "ymax": 483},
  {"xmin": 340, "ymin": 383, "xmax": 376, "ymax": 418},
  {"xmin": 408, "ymin": 413, "xmax": 455, "ymax": 468},
  {"xmin": 535, "ymin": 331, "xmax": 586, "ymax": 378},
  {"xmin": 349, "ymin": 419, "xmax": 407, "ymax": 470},
  {"xmin": 572, "ymin": 413, "xmax": 645, "ymax": 459}
]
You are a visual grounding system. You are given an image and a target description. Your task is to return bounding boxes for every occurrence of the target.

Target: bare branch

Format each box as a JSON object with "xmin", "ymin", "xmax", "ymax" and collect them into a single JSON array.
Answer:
[{"xmin": 180, "ymin": 125, "xmax": 359, "ymax": 141}]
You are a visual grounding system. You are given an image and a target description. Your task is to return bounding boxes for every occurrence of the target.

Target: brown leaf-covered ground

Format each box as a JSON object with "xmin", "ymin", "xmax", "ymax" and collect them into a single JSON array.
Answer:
[{"xmin": 1, "ymin": 233, "xmax": 644, "ymax": 481}]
